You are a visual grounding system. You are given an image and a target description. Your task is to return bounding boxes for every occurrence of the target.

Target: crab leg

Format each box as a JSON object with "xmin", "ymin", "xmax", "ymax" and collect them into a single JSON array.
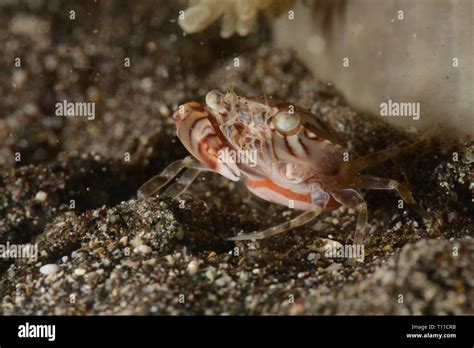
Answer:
[
  {"xmin": 355, "ymin": 175, "xmax": 432, "ymax": 223},
  {"xmin": 228, "ymin": 189, "xmax": 330, "ymax": 241},
  {"xmin": 331, "ymin": 189, "xmax": 368, "ymax": 246},
  {"xmin": 162, "ymin": 168, "xmax": 202, "ymax": 198},
  {"xmin": 137, "ymin": 156, "xmax": 208, "ymax": 199},
  {"xmin": 344, "ymin": 127, "xmax": 440, "ymax": 175}
]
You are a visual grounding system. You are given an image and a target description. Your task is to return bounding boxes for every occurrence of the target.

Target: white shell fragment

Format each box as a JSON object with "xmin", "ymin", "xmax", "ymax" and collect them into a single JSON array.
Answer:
[
  {"xmin": 74, "ymin": 268, "xmax": 86, "ymax": 276},
  {"xmin": 134, "ymin": 245, "xmax": 152, "ymax": 254},
  {"xmin": 35, "ymin": 190, "xmax": 48, "ymax": 202},
  {"xmin": 39, "ymin": 264, "xmax": 60, "ymax": 276},
  {"xmin": 187, "ymin": 260, "xmax": 199, "ymax": 275}
]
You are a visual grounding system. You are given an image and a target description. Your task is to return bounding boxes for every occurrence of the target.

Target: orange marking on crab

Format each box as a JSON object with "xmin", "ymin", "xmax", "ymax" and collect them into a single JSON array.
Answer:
[
  {"xmin": 246, "ymin": 179, "xmax": 341, "ymax": 211},
  {"xmin": 246, "ymin": 179, "xmax": 311, "ymax": 203}
]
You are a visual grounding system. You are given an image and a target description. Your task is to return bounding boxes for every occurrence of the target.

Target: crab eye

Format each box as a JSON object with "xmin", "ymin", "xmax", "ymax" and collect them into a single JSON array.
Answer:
[
  {"xmin": 206, "ymin": 90, "xmax": 224, "ymax": 110},
  {"xmin": 273, "ymin": 111, "xmax": 301, "ymax": 135}
]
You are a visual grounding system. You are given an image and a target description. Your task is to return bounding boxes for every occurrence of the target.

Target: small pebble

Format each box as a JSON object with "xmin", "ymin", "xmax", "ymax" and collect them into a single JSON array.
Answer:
[
  {"xmin": 119, "ymin": 236, "xmax": 128, "ymax": 246},
  {"xmin": 187, "ymin": 260, "xmax": 199, "ymax": 275},
  {"xmin": 164, "ymin": 255, "xmax": 174, "ymax": 265},
  {"xmin": 35, "ymin": 191, "xmax": 47, "ymax": 202},
  {"xmin": 297, "ymin": 272, "xmax": 307, "ymax": 279},
  {"xmin": 130, "ymin": 236, "xmax": 143, "ymax": 248},
  {"xmin": 215, "ymin": 276, "xmax": 231, "ymax": 287},
  {"xmin": 39, "ymin": 264, "xmax": 59, "ymax": 276},
  {"xmin": 135, "ymin": 245, "xmax": 152, "ymax": 254},
  {"xmin": 74, "ymin": 268, "xmax": 86, "ymax": 276},
  {"xmin": 205, "ymin": 268, "xmax": 216, "ymax": 281}
]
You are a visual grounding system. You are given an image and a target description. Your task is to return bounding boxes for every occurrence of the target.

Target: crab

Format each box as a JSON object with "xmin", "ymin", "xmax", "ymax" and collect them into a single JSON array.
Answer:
[{"xmin": 138, "ymin": 90, "xmax": 434, "ymax": 250}]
